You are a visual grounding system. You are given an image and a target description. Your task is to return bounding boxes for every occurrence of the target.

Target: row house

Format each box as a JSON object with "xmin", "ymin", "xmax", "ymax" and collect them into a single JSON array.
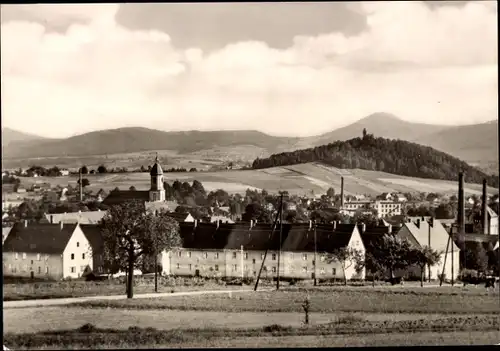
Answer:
[
  {"xmin": 163, "ymin": 220, "xmax": 366, "ymax": 281},
  {"xmin": 2, "ymin": 222, "xmax": 94, "ymax": 280}
]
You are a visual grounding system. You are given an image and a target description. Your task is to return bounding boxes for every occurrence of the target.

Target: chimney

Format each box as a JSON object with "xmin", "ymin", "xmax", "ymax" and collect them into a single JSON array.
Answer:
[
  {"xmin": 50, "ymin": 215, "xmax": 53, "ymax": 224},
  {"xmin": 24, "ymin": 220, "xmax": 28, "ymax": 228},
  {"xmin": 458, "ymin": 172, "xmax": 465, "ymax": 234},
  {"xmin": 482, "ymin": 178, "xmax": 488, "ymax": 234},
  {"xmin": 340, "ymin": 177, "xmax": 344, "ymax": 208}
]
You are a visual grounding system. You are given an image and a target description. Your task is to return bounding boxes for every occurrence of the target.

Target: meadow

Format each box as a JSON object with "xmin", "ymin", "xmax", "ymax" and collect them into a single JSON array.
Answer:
[{"xmin": 17, "ymin": 162, "xmax": 495, "ymax": 197}]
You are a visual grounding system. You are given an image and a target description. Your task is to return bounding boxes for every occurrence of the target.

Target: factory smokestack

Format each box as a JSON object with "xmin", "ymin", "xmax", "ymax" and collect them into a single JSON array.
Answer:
[
  {"xmin": 340, "ymin": 176, "xmax": 344, "ymax": 208},
  {"xmin": 79, "ymin": 168, "xmax": 83, "ymax": 202},
  {"xmin": 458, "ymin": 172, "xmax": 465, "ymax": 234},
  {"xmin": 482, "ymin": 179, "xmax": 488, "ymax": 234}
]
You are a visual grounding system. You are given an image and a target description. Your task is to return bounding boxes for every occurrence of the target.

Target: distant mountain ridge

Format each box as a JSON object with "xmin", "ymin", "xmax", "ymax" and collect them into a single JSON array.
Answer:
[{"xmin": 3, "ymin": 114, "xmax": 497, "ymax": 173}]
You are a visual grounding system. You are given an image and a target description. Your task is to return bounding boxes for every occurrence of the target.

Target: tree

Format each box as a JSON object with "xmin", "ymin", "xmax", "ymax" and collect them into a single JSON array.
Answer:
[
  {"xmin": 97, "ymin": 165, "xmax": 107, "ymax": 174},
  {"xmin": 372, "ymin": 234, "xmax": 413, "ymax": 280},
  {"xmin": 326, "ymin": 187, "xmax": 335, "ymax": 198},
  {"xmin": 77, "ymin": 178, "xmax": 90, "ymax": 188},
  {"xmin": 434, "ymin": 203, "xmax": 454, "ymax": 219},
  {"xmin": 472, "ymin": 242, "xmax": 489, "ymax": 276},
  {"xmin": 410, "ymin": 245, "xmax": 442, "ymax": 287},
  {"xmin": 100, "ymin": 200, "xmax": 181, "ymax": 298},
  {"xmin": 129, "ymin": 186, "xmax": 137, "ymax": 191},
  {"xmin": 362, "ymin": 128, "xmax": 367, "ymax": 138},
  {"xmin": 80, "ymin": 166, "xmax": 89, "ymax": 174},
  {"xmin": 328, "ymin": 247, "xmax": 364, "ymax": 285}
]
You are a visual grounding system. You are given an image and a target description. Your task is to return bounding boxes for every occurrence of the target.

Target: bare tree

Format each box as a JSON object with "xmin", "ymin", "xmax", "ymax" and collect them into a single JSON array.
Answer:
[{"xmin": 328, "ymin": 247, "xmax": 364, "ymax": 285}]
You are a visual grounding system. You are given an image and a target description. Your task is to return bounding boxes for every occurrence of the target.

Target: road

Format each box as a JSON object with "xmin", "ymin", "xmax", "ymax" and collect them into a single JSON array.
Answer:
[{"xmin": 3, "ymin": 288, "xmax": 267, "ymax": 309}]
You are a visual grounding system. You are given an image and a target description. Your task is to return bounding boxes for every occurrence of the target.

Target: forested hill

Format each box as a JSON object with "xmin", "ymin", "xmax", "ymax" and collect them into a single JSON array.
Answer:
[{"xmin": 251, "ymin": 134, "xmax": 499, "ymax": 188}]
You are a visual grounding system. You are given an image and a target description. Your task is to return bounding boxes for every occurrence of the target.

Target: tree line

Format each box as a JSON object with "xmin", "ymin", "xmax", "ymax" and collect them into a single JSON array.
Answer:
[{"xmin": 251, "ymin": 134, "xmax": 499, "ymax": 188}]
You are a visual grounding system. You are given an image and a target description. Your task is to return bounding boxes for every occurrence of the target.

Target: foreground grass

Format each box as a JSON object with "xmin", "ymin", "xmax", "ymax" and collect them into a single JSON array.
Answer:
[
  {"xmin": 4, "ymin": 315, "xmax": 499, "ymax": 349},
  {"xmin": 68, "ymin": 286, "xmax": 500, "ymax": 314},
  {"xmin": 2, "ymin": 278, "xmax": 251, "ymax": 301}
]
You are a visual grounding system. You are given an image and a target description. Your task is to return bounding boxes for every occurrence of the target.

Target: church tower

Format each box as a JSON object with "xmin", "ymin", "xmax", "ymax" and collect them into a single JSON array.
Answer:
[{"xmin": 149, "ymin": 153, "xmax": 165, "ymax": 202}]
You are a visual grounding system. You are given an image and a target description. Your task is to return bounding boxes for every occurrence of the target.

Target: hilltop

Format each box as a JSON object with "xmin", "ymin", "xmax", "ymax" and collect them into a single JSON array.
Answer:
[
  {"xmin": 252, "ymin": 134, "xmax": 499, "ymax": 188},
  {"xmin": 2, "ymin": 114, "xmax": 497, "ymax": 174}
]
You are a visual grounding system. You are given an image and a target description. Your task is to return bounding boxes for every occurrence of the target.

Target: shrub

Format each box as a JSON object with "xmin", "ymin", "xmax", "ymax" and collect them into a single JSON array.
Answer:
[{"xmin": 78, "ymin": 324, "xmax": 97, "ymax": 333}]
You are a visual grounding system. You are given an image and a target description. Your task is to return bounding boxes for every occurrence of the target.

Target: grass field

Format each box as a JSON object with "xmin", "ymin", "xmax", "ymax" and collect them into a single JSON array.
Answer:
[
  {"xmin": 66, "ymin": 287, "xmax": 500, "ymax": 314},
  {"xmin": 2, "ymin": 277, "xmax": 253, "ymax": 301},
  {"xmin": 16, "ymin": 162, "xmax": 496, "ymax": 196},
  {"xmin": 4, "ymin": 315, "xmax": 500, "ymax": 349}
]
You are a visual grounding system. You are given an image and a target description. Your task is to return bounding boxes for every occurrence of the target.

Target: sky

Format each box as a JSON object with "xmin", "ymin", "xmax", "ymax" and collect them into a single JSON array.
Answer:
[{"xmin": 1, "ymin": 1, "xmax": 497, "ymax": 138}]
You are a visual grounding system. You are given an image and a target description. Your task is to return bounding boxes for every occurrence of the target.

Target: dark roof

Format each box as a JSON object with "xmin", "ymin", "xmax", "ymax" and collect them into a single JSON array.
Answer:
[
  {"xmin": 166, "ymin": 212, "xmax": 189, "ymax": 222},
  {"xmin": 2, "ymin": 223, "xmax": 78, "ymax": 254},
  {"xmin": 101, "ymin": 190, "xmax": 149, "ymax": 206},
  {"xmin": 80, "ymin": 224, "xmax": 104, "ymax": 254},
  {"xmin": 150, "ymin": 161, "xmax": 163, "ymax": 176}
]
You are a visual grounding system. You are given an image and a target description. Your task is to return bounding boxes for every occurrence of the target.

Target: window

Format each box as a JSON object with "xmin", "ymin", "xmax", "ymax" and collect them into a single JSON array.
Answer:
[
  {"xmin": 204, "ymin": 252, "xmax": 208, "ymax": 259},
  {"xmin": 22, "ymin": 253, "xmax": 26, "ymax": 260},
  {"xmin": 232, "ymin": 264, "xmax": 238, "ymax": 271},
  {"xmin": 37, "ymin": 254, "xmax": 41, "ymax": 261},
  {"xmin": 302, "ymin": 267, "xmax": 308, "ymax": 273},
  {"xmin": 187, "ymin": 251, "xmax": 192, "ymax": 258},
  {"xmin": 31, "ymin": 260, "xmax": 34, "ymax": 264},
  {"xmin": 12, "ymin": 266, "xmax": 17, "ymax": 273},
  {"xmin": 71, "ymin": 253, "xmax": 75, "ymax": 260},
  {"xmin": 45, "ymin": 266, "xmax": 49, "ymax": 274},
  {"xmin": 232, "ymin": 252, "xmax": 237, "ymax": 259},
  {"xmin": 320, "ymin": 268, "xmax": 326, "ymax": 275},
  {"xmin": 76, "ymin": 242, "xmax": 80, "ymax": 248},
  {"xmin": 38, "ymin": 266, "xmax": 41, "ymax": 274},
  {"xmin": 188, "ymin": 264, "xmax": 192, "ymax": 270},
  {"xmin": 98, "ymin": 266, "xmax": 103, "ymax": 273},
  {"xmin": 215, "ymin": 264, "xmax": 219, "ymax": 271},
  {"xmin": 272, "ymin": 253, "xmax": 276, "ymax": 260},
  {"xmin": 252, "ymin": 258, "xmax": 256, "ymax": 264},
  {"xmin": 15, "ymin": 253, "xmax": 18, "ymax": 260},
  {"xmin": 302, "ymin": 254, "xmax": 307, "ymax": 260},
  {"xmin": 272, "ymin": 266, "xmax": 276, "ymax": 273},
  {"xmin": 244, "ymin": 253, "xmax": 248, "ymax": 260},
  {"xmin": 177, "ymin": 251, "xmax": 182, "ymax": 258},
  {"xmin": 80, "ymin": 266, "xmax": 86, "ymax": 272},
  {"xmin": 332, "ymin": 268, "xmax": 337, "ymax": 275},
  {"xmin": 70, "ymin": 267, "xmax": 76, "ymax": 273},
  {"xmin": 215, "ymin": 252, "xmax": 219, "ymax": 259},
  {"xmin": 82, "ymin": 253, "xmax": 85, "ymax": 259},
  {"xmin": 176, "ymin": 263, "xmax": 180, "ymax": 269}
]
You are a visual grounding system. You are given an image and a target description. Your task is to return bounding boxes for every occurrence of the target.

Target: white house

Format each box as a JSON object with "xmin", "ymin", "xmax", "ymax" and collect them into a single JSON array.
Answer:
[{"xmin": 2, "ymin": 222, "xmax": 94, "ymax": 280}]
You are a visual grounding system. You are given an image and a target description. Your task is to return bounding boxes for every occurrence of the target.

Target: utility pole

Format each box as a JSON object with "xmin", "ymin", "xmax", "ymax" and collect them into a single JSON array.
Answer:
[
  {"xmin": 428, "ymin": 221, "xmax": 431, "ymax": 283},
  {"xmin": 241, "ymin": 245, "xmax": 244, "ymax": 279},
  {"xmin": 313, "ymin": 221, "xmax": 317, "ymax": 286},
  {"xmin": 254, "ymin": 208, "xmax": 281, "ymax": 292},
  {"xmin": 154, "ymin": 210, "xmax": 158, "ymax": 293},
  {"xmin": 451, "ymin": 225, "xmax": 454, "ymax": 287},
  {"xmin": 276, "ymin": 194, "xmax": 284, "ymax": 291}
]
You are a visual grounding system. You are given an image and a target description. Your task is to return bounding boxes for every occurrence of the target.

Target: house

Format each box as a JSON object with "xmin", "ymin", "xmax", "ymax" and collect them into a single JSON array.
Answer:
[
  {"xmin": 342, "ymin": 201, "xmax": 372, "ymax": 215},
  {"xmin": 373, "ymin": 201, "xmax": 402, "ymax": 218},
  {"xmin": 2, "ymin": 226, "xmax": 12, "ymax": 243},
  {"xmin": 163, "ymin": 220, "xmax": 366, "ymax": 281},
  {"xmin": 485, "ymin": 205, "xmax": 498, "ymax": 235},
  {"xmin": 396, "ymin": 217, "xmax": 460, "ymax": 281},
  {"xmin": 2, "ymin": 222, "xmax": 94, "ymax": 280},
  {"xmin": 394, "ymin": 194, "xmax": 407, "ymax": 202},
  {"xmin": 60, "ymin": 169, "xmax": 70, "ymax": 176},
  {"xmin": 44, "ymin": 210, "xmax": 107, "ymax": 225},
  {"xmin": 377, "ymin": 193, "xmax": 393, "ymax": 201},
  {"xmin": 210, "ymin": 215, "xmax": 235, "ymax": 224}
]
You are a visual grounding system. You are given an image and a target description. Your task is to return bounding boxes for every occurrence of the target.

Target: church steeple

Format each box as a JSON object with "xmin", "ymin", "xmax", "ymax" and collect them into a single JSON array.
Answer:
[{"xmin": 149, "ymin": 152, "xmax": 165, "ymax": 202}]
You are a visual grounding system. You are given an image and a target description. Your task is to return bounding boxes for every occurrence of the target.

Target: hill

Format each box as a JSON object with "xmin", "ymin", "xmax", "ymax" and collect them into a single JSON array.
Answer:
[
  {"xmin": 2, "ymin": 127, "xmax": 299, "ymax": 159},
  {"xmin": 1, "ymin": 128, "xmax": 47, "ymax": 146},
  {"xmin": 19, "ymin": 162, "xmax": 497, "ymax": 198},
  {"xmin": 414, "ymin": 120, "xmax": 498, "ymax": 173},
  {"xmin": 252, "ymin": 135, "xmax": 499, "ymax": 188},
  {"xmin": 299, "ymin": 112, "xmax": 450, "ymax": 148}
]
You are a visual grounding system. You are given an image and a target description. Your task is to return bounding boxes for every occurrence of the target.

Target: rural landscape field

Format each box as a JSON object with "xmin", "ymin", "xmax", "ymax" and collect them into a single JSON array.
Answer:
[{"xmin": 19, "ymin": 162, "xmax": 498, "ymax": 197}]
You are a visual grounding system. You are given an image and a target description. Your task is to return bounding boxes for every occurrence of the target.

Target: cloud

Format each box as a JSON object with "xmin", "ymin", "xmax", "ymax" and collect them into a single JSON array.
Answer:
[{"xmin": 1, "ymin": 2, "xmax": 497, "ymax": 138}]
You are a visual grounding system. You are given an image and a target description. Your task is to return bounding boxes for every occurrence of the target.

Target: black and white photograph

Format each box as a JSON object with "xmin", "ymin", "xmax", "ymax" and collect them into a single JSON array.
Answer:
[{"xmin": 1, "ymin": 1, "xmax": 499, "ymax": 348}]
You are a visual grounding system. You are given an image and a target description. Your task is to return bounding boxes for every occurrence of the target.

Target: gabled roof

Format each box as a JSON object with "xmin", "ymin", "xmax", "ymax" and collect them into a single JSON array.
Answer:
[
  {"xmin": 486, "ymin": 205, "xmax": 498, "ymax": 218},
  {"xmin": 166, "ymin": 212, "xmax": 191, "ymax": 222},
  {"xmin": 45, "ymin": 210, "xmax": 107, "ymax": 224},
  {"xmin": 2, "ymin": 223, "xmax": 78, "ymax": 254},
  {"xmin": 2, "ymin": 226, "xmax": 13, "ymax": 243},
  {"xmin": 399, "ymin": 219, "xmax": 460, "ymax": 252},
  {"xmin": 80, "ymin": 224, "xmax": 104, "ymax": 254},
  {"xmin": 101, "ymin": 191, "xmax": 149, "ymax": 206}
]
